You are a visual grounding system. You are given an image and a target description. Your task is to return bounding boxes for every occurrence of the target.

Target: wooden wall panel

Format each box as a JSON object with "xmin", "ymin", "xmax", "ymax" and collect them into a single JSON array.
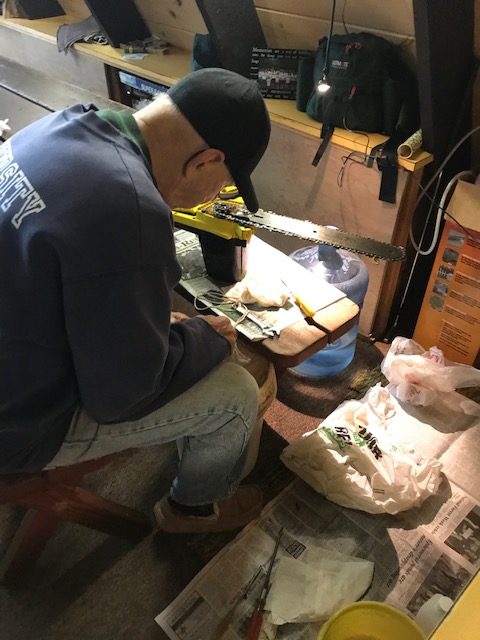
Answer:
[
  {"xmin": 56, "ymin": 0, "xmax": 413, "ymax": 57},
  {"xmin": 58, "ymin": 0, "xmax": 89, "ymax": 20},
  {"xmin": 256, "ymin": 10, "xmax": 415, "ymax": 57},
  {"xmin": 136, "ymin": 0, "xmax": 205, "ymax": 34},
  {"xmin": 0, "ymin": 24, "xmax": 108, "ymax": 97},
  {"xmin": 55, "ymin": 1, "xmax": 416, "ymax": 59},
  {"xmin": 134, "ymin": 0, "xmax": 204, "ymax": 50},
  {"xmin": 257, "ymin": 1, "xmax": 415, "ymax": 37}
]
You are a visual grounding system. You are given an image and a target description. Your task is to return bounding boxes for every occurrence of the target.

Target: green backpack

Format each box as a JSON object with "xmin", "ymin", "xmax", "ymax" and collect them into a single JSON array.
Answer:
[{"xmin": 297, "ymin": 32, "xmax": 419, "ymax": 202}]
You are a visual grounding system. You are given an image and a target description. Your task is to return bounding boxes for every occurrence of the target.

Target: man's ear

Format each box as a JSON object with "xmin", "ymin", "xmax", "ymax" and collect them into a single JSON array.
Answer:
[{"xmin": 184, "ymin": 148, "xmax": 225, "ymax": 175}]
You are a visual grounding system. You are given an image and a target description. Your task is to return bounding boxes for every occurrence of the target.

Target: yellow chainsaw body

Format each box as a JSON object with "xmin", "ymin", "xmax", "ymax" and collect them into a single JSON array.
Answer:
[
  {"xmin": 172, "ymin": 187, "xmax": 254, "ymax": 242},
  {"xmin": 172, "ymin": 188, "xmax": 252, "ymax": 283}
]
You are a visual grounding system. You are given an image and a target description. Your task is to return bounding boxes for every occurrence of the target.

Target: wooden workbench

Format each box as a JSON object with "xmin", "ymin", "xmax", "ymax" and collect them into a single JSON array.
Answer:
[{"xmin": 175, "ymin": 233, "xmax": 359, "ymax": 373}]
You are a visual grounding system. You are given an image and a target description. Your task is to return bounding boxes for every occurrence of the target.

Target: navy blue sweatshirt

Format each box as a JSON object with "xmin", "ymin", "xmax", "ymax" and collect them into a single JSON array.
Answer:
[{"xmin": 0, "ymin": 104, "xmax": 230, "ymax": 472}]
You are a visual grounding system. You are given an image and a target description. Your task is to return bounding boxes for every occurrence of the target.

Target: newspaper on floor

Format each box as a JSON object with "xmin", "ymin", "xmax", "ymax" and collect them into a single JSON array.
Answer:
[
  {"xmin": 174, "ymin": 229, "xmax": 345, "ymax": 342},
  {"xmin": 155, "ymin": 400, "xmax": 480, "ymax": 640}
]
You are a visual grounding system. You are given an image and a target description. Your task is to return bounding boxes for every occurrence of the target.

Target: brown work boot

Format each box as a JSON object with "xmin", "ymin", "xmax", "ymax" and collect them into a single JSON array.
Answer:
[{"xmin": 154, "ymin": 485, "xmax": 263, "ymax": 533}]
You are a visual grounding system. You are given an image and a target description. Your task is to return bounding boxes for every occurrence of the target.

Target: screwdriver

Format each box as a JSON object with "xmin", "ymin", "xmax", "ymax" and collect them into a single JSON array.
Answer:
[
  {"xmin": 246, "ymin": 527, "xmax": 283, "ymax": 640},
  {"xmin": 281, "ymin": 279, "xmax": 317, "ymax": 318}
]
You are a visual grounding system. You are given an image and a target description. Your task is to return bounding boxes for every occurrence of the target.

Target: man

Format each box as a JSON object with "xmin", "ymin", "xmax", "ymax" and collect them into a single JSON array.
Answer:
[{"xmin": 0, "ymin": 68, "xmax": 272, "ymax": 533}]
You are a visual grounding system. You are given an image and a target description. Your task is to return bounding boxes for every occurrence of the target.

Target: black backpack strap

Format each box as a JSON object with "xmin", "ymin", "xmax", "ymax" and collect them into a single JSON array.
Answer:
[
  {"xmin": 312, "ymin": 124, "xmax": 334, "ymax": 167},
  {"xmin": 367, "ymin": 142, "xmax": 383, "ymax": 168},
  {"xmin": 375, "ymin": 134, "xmax": 403, "ymax": 204}
]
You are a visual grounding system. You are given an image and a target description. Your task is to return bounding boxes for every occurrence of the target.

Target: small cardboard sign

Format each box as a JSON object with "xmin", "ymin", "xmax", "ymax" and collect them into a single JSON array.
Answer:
[{"xmin": 414, "ymin": 181, "xmax": 480, "ymax": 366}]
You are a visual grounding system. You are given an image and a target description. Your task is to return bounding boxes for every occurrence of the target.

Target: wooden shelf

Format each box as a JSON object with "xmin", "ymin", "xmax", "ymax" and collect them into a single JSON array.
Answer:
[
  {"xmin": 263, "ymin": 99, "xmax": 432, "ymax": 172},
  {"xmin": 0, "ymin": 15, "xmax": 432, "ymax": 172},
  {"xmin": 0, "ymin": 15, "xmax": 191, "ymax": 86}
]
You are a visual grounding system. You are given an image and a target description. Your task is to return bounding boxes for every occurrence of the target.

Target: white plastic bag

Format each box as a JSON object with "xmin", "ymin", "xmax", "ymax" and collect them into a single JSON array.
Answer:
[
  {"xmin": 225, "ymin": 275, "xmax": 289, "ymax": 307},
  {"xmin": 381, "ymin": 336, "xmax": 480, "ymax": 415},
  {"xmin": 266, "ymin": 545, "xmax": 374, "ymax": 624},
  {"xmin": 281, "ymin": 384, "xmax": 442, "ymax": 515}
]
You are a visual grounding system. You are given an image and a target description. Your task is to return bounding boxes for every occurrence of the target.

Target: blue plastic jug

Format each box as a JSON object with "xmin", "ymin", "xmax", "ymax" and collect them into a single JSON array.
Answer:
[{"xmin": 289, "ymin": 244, "xmax": 369, "ymax": 377}]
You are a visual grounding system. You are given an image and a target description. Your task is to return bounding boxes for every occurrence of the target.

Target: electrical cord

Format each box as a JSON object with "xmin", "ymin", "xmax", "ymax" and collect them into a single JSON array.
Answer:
[
  {"xmin": 409, "ymin": 170, "xmax": 476, "ymax": 255},
  {"xmin": 193, "ymin": 289, "xmax": 279, "ymax": 339},
  {"xmin": 324, "ymin": 0, "xmax": 337, "ymax": 74},
  {"xmin": 336, "ymin": 112, "xmax": 372, "ymax": 186},
  {"xmin": 193, "ymin": 289, "xmax": 250, "ymax": 325},
  {"xmin": 337, "ymin": 150, "xmax": 369, "ymax": 186},
  {"xmin": 342, "ymin": 114, "xmax": 371, "ymax": 155},
  {"xmin": 338, "ymin": 122, "xmax": 480, "ymax": 250},
  {"xmin": 336, "ymin": 128, "xmax": 478, "ymax": 241},
  {"xmin": 411, "ymin": 124, "xmax": 480, "ymax": 214},
  {"xmin": 341, "ymin": 0, "xmax": 349, "ymax": 34},
  {"xmin": 385, "ymin": 124, "xmax": 480, "ymax": 339}
]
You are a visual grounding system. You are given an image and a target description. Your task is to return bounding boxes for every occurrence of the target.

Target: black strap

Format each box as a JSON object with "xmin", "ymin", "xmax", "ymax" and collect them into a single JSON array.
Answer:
[
  {"xmin": 312, "ymin": 125, "xmax": 404, "ymax": 204},
  {"xmin": 311, "ymin": 124, "xmax": 334, "ymax": 167},
  {"xmin": 367, "ymin": 142, "xmax": 383, "ymax": 168},
  {"xmin": 375, "ymin": 136, "xmax": 400, "ymax": 204}
]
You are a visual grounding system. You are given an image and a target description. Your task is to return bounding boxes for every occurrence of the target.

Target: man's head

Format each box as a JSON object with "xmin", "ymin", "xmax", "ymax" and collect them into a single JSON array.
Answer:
[{"xmin": 166, "ymin": 68, "xmax": 270, "ymax": 212}]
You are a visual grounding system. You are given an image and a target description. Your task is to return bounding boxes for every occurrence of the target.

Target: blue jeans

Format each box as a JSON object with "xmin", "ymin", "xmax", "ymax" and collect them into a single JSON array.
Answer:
[{"xmin": 46, "ymin": 362, "xmax": 259, "ymax": 505}]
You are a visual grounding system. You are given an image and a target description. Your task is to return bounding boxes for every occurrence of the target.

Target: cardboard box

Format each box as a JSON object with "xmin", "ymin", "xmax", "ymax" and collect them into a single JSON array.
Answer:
[{"xmin": 414, "ymin": 181, "xmax": 480, "ymax": 366}]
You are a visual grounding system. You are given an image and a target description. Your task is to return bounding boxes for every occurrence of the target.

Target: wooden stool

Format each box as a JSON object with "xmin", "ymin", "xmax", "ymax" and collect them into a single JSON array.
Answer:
[
  {"xmin": 0, "ymin": 453, "xmax": 152, "ymax": 585},
  {"xmin": 236, "ymin": 341, "xmax": 278, "ymax": 478}
]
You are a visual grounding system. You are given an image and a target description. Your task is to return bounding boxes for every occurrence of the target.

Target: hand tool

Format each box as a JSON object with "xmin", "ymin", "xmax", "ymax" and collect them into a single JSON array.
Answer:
[
  {"xmin": 280, "ymin": 279, "xmax": 317, "ymax": 318},
  {"xmin": 246, "ymin": 527, "xmax": 283, "ymax": 640}
]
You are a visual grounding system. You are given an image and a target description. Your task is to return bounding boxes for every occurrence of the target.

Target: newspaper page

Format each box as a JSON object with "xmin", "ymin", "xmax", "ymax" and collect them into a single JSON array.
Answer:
[
  {"xmin": 155, "ymin": 400, "xmax": 480, "ymax": 639},
  {"xmin": 174, "ymin": 229, "xmax": 345, "ymax": 342}
]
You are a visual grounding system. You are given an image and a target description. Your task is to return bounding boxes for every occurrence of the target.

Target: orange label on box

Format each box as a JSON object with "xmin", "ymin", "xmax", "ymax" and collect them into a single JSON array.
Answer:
[{"xmin": 414, "ymin": 219, "xmax": 480, "ymax": 365}]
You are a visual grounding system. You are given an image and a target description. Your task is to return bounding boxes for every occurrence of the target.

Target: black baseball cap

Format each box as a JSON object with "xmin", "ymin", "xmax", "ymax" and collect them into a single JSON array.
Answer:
[{"xmin": 167, "ymin": 67, "xmax": 270, "ymax": 212}]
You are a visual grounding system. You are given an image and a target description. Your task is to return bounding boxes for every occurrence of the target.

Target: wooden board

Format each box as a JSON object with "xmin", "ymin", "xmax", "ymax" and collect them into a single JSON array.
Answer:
[{"xmin": 256, "ymin": 0, "xmax": 415, "ymax": 37}]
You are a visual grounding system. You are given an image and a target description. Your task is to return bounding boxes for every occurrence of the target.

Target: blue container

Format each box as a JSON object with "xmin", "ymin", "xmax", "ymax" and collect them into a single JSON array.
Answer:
[{"xmin": 289, "ymin": 244, "xmax": 369, "ymax": 377}]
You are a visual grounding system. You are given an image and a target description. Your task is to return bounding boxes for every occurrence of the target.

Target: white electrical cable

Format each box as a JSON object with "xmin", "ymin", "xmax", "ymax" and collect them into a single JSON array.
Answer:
[
  {"xmin": 407, "ymin": 122, "xmax": 480, "ymax": 257},
  {"xmin": 385, "ymin": 123, "xmax": 480, "ymax": 338},
  {"xmin": 409, "ymin": 169, "xmax": 476, "ymax": 255},
  {"xmin": 412, "ymin": 124, "xmax": 480, "ymax": 211}
]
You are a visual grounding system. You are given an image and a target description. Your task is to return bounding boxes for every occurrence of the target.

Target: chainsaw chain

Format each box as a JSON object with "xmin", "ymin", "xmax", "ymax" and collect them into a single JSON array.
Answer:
[{"xmin": 211, "ymin": 203, "xmax": 406, "ymax": 262}]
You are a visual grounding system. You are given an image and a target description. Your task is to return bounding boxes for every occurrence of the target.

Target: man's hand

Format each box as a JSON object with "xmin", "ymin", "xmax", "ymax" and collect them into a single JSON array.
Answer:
[
  {"xmin": 170, "ymin": 311, "xmax": 190, "ymax": 323},
  {"xmin": 199, "ymin": 315, "xmax": 237, "ymax": 351}
]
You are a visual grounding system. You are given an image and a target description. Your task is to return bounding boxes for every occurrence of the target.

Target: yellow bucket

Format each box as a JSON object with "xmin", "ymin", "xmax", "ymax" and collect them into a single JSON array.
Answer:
[{"xmin": 317, "ymin": 601, "xmax": 426, "ymax": 640}]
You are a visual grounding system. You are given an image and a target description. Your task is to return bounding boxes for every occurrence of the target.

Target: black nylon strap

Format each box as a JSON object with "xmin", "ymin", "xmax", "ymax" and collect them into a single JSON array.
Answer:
[
  {"xmin": 367, "ymin": 142, "xmax": 383, "ymax": 168},
  {"xmin": 378, "ymin": 160, "xmax": 398, "ymax": 203},
  {"xmin": 376, "ymin": 135, "xmax": 401, "ymax": 204},
  {"xmin": 311, "ymin": 124, "xmax": 334, "ymax": 167}
]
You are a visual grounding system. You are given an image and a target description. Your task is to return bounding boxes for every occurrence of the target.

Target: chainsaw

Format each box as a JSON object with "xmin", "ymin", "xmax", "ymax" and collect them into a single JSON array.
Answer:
[{"xmin": 172, "ymin": 187, "xmax": 406, "ymax": 283}]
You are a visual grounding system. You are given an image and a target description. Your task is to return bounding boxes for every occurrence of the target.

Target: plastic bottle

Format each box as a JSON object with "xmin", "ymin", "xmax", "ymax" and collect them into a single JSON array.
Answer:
[
  {"xmin": 414, "ymin": 594, "xmax": 453, "ymax": 636},
  {"xmin": 289, "ymin": 243, "xmax": 369, "ymax": 377}
]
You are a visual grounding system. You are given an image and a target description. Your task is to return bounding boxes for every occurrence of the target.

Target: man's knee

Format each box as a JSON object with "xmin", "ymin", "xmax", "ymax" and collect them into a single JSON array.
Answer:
[
  {"xmin": 219, "ymin": 362, "xmax": 259, "ymax": 428},
  {"xmin": 232, "ymin": 343, "xmax": 278, "ymax": 419}
]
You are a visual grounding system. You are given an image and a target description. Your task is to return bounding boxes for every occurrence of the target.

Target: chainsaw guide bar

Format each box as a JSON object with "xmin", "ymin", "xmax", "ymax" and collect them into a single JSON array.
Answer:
[{"xmin": 211, "ymin": 202, "xmax": 405, "ymax": 262}]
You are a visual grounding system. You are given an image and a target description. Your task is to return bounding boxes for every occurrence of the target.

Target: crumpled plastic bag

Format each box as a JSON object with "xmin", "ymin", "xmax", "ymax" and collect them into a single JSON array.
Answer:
[
  {"xmin": 265, "ymin": 544, "xmax": 374, "ymax": 624},
  {"xmin": 381, "ymin": 336, "xmax": 480, "ymax": 416},
  {"xmin": 225, "ymin": 275, "xmax": 289, "ymax": 307},
  {"xmin": 281, "ymin": 384, "xmax": 442, "ymax": 514}
]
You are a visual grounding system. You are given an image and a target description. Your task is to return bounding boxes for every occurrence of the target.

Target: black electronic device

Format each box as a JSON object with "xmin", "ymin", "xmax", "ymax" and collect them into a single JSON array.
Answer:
[
  {"xmin": 84, "ymin": 0, "xmax": 151, "ymax": 48},
  {"xmin": 195, "ymin": 0, "xmax": 267, "ymax": 78}
]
